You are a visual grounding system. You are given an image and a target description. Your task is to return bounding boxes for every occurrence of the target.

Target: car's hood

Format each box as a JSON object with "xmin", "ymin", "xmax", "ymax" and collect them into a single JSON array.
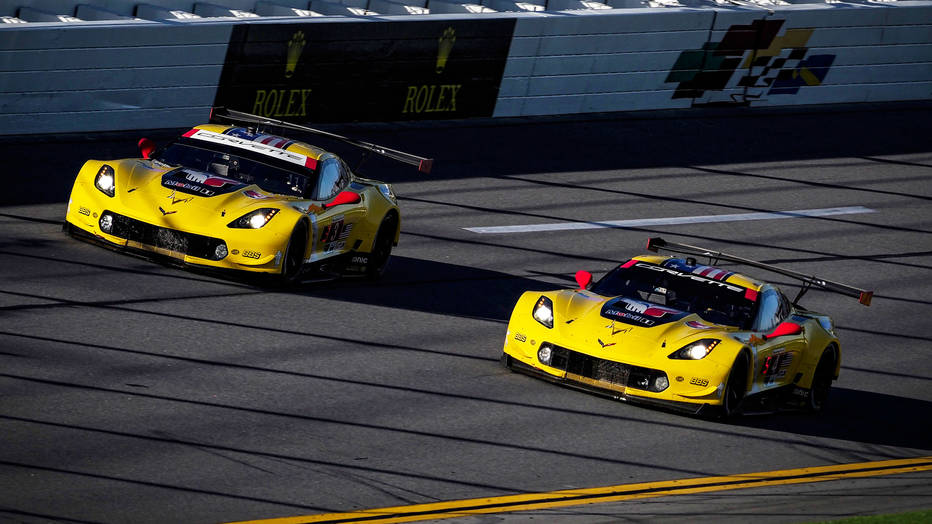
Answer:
[
  {"xmin": 549, "ymin": 290, "xmax": 734, "ymax": 364},
  {"xmin": 117, "ymin": 163, "xmax": 298, "ymax": 227}
]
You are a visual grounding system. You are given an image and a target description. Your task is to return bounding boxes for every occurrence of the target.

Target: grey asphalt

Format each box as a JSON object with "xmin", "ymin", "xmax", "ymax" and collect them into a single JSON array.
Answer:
[{"xmin": 1, "ymin": 104, "xmax": 930, "ymax": 524}]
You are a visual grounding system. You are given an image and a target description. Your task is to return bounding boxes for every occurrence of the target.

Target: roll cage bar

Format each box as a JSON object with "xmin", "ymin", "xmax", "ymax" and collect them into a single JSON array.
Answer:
[
  {"xmin": 209, "ymin": 107, "xmax": 434, "ymax": 174},
  {"xmin": 645, "ymin": 237, "xmax": 873, "ymax": 306}
]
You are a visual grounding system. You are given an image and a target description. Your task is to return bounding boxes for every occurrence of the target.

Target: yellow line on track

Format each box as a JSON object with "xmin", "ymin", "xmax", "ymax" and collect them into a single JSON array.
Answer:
[{"xmin": 228, "ymin": 456, "xmax": 932, "ymax": 524}]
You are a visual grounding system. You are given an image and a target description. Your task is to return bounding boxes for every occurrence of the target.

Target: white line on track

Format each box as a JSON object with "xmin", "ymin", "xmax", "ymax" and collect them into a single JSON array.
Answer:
[{"xmin": 463, "ymin": 206, "xmax": 875, "ymax": 234}]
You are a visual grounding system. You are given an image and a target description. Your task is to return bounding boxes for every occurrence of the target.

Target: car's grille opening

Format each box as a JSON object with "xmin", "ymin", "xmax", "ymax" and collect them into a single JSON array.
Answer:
[
  {"xmin": 104, "ymin": 211, "xmax": 226, "ymax": 261},
  {"xmin": 544, "ymin": 343, "xmax": 668, "ymax": 393}
]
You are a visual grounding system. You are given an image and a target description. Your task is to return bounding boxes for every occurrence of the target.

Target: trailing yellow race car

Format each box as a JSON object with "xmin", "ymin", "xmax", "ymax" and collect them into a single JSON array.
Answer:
[
  {"xmin": 64, "ymin": 108, "xmax": 432, "ymax": 283},
  {"xmin": 501, "ymin": 238, "xmax": 873, "ymax": 418}
]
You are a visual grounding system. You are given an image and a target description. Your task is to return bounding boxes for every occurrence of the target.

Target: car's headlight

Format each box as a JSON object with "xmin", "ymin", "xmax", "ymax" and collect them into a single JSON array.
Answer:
[
  {"xmin": 668, "ymin": 338, "xmax": 721, "ymax": 360},
  {"xmin": 379, "ymin": 183, "xmax": 396, "ymax": 204},
  {"xmin": 532, "ymin": 296, "xmax": 554, "ymax": 328},
  {"xmin": 94, "ymin": 164, "xmax": 115, "ymax": 197},
  {"xmin": 228, "ymin": 208, "xmax": 279, "ymax": 229}
]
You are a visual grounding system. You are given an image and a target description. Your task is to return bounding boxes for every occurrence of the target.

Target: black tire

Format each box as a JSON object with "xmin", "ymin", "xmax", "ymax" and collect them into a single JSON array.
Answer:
[
  {"xmin": 722, "ymin": 352, "xmax": 749, "ymax": 419},
  {"xmin": 280, "ymin": 221, "xmax": 308, "ymax": 285},
  {"xmin": 366, "ymin": 213, "xmax": 397, "ymax": 280},
  {"xmin": 808, "ymin": 348, "xmax": 836, "ymax": 412},
  {"xmin": 500, "ymin": 352, "xmax": 512, "ymax": 370}
]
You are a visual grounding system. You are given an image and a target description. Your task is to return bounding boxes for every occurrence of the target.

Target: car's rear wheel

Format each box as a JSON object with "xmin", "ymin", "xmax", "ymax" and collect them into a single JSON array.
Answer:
[
  {"xmin": 722, "ymin": 352, "xmax": 749, "ymax": 419},
  {"xmin": 808, "ymin": 347, "xmax": 836, "ymax": 412},
  {"xmin": 280, "ymin": 221, "xmax": 308, "ymax": 284},
  {"xmin": 366, "ymin": 213, "xmax": 397, "ymax": 280}
]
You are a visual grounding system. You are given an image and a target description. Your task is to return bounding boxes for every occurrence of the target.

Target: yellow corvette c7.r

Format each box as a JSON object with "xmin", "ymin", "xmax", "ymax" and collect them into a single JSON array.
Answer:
[
  {"xmin": 501, "ymin": 238, "xmax": 873, "ymax": 418},
  {"xmin": 64, "ymin": 109, "xmax": 432, "ymax": 283}
]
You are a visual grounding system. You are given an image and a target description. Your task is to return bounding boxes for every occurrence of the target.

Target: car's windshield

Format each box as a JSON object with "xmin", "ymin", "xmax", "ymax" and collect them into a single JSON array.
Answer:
[
  {"xmin": 591, "ymin": 261, "xmax": 758, "ymax": 328},
  {"xmin": 153, "ymin": 139, "xmax": 314, "ymax": 198}
]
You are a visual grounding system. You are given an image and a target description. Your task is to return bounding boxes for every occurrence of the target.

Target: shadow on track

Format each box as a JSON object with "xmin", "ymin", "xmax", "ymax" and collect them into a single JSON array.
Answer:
[
  {"xmin": 290, "ymin": 255, "xmax": 559, "ymax": 323},
  {"xmin": 732, "ymin": 387, "xmax": 932, "ymax": 451}
]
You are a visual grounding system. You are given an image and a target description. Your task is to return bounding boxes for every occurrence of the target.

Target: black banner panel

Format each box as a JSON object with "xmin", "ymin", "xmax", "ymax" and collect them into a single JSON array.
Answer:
[{"xmin": 213, "ymin": 18, "xmax": 516, "ymax": 123}]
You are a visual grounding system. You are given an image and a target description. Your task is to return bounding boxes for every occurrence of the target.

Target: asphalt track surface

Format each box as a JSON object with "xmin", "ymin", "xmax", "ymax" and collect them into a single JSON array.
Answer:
[{"xmin": 1, "ymin": 104, "xmax": 931, "ymax": 524}]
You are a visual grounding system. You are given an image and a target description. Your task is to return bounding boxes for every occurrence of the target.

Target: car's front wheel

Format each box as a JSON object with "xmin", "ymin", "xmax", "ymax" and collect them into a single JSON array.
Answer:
[
  {"xmin": 722, "ymin": 352, "xmax": 749, "ymax": 419},
  {"xmin": 280, "ymin": 220, "xmax": 308, "ymax": 284}
]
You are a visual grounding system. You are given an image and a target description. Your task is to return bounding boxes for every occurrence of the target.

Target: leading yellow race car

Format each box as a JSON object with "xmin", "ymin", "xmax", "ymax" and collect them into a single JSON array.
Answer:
[
  {"xmin": 64, "ymin": 108, "xmax": 432, "ymax": 283},
  {"xmin": 501, "ymin": 238, "xmax": 873, "ymax": 418}
]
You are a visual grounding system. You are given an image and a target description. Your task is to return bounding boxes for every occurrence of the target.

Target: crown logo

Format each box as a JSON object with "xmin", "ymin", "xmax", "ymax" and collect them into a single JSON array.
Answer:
[
  {"xmin": 285, "ymin": 31, "xmax": 306, "ymax": 79},
  {"xmin": 436, "ymin": 27, "xmax": 455, "ymax": 74}
]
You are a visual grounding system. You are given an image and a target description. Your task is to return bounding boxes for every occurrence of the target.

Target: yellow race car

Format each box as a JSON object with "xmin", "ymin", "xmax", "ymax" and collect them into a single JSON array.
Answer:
[
  {"xmin": 64, "ymin": 108, "xmax": 432, "ymax": 283},
  {"xmin": 501, "ymin": 238, "xmax": 873, "ymax": 418}
]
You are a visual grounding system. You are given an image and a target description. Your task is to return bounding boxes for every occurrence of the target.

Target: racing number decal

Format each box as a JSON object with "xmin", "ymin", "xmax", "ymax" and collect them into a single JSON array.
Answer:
[
  {"xmin": 760, "ymin": 351, "xmax": 794, "ymax": 384},
  {"xmin": 320, "ymin": 217, "xmax": 344, "ymax": 243},
  {"xmin": 319, "ymin": 216, "xmax": 354, "ymax": 253}
]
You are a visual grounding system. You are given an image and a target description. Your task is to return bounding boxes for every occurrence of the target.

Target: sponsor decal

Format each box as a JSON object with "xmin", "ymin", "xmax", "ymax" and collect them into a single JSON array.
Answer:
[
  {"xmin": 78, "ymin": 206, "xmax": 91, "ymax": 216},
  {"xmin": 666, "ymin": 18, "xmax": 836, "ymax": 106},
  {"xmin": 213, "ymin": 19, "xmax": 515, "ymax": 123},
  {"xmin": 690, "ymin": 377, "xmax": 710, "ymax": 387},
  {"xmin": 760, "ymin": 352, "xmax": 794, "ymax": 384},
  {"xmin": 691, "ymin": 265, "xmax": 734, "ymax": 282},
  {"xmin": 162, "ymin": 169, "xmax": 247, "ymax": 198},
  {"xmin": 602, "ymin": 297, "xmax": 690, "ymax": 327},
  {"xmin": 320, "ymin": 216, "xmax": 354, "ymax": 253},
  {"xmin": 514, "ymin": 332, "xmax": 527, "ymax": 343},
  {"xmin": 351, "ymin": 255, "xmax": 368, "ymax": 264},
  {"xmin": 686, "ymin": 320, "xmax": 714, "ymax": 329},
  {"xmin": 636, "ymin": 262, "xmax": 745, "ymax": 294},
  {"xmin": 224, "ymin": 128, "xmax": 297, "ymax": 150},
  {"xmin": 184, "ymin": 129, "xmax": 314, "ymax": 169},
  {"xmin": 242, "ymin": 250, "xmax": 261, "ymax": 259},
  {"xmin": 243, "ymin": 190, "xmax": 269, "ymax": 199}
]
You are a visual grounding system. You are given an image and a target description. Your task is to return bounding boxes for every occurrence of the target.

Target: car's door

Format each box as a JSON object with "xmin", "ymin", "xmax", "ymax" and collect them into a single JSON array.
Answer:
[
  {"xmin": 750, "ymin": 286, "xmax": 808, "ymax": 392},
  {"xmin": 309, "ymin": 156, "xmax": 366, "ymax": 261}
]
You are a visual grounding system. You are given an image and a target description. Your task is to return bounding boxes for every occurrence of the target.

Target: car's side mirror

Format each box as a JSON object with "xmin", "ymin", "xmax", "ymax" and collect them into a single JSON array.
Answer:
[
  {"xmin": 323, "ymin": 191, "xmax": 361, "ymax": 209},
  {"xmin": 575, "ymin": 270, "xmax": 592, "ymax": 290},
  {"xmin": 138, "ymin": 138, "xmax": 156, "ymax": 159},
  {"xmin": 764, "ymin": 321, "xmax": 803, "ymax": 339}
]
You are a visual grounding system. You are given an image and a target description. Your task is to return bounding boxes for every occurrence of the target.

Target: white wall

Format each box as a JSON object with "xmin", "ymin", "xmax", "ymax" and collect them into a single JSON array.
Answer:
[{"xmin": 1, "ymin": 2, "xmax": 930, "ymax": 135}]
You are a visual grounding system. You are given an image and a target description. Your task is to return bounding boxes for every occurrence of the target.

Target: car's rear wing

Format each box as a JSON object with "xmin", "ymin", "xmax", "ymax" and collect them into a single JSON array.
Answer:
[
  {"xmin": 209, "ymin": 107, "xmax": 434, "ymax": 174},
  {"xmin": 646, "ymin": 237, "xmax": 873, "ymax": 306}
]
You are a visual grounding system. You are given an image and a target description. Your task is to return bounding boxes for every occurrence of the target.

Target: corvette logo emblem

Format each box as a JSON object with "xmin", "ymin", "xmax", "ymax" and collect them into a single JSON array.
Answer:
[
  {"xmin": 597, "ymin": 338, "xmax": 616, "ymax": 348},
  {"xmin": 167, "ymin": 190, "xmax": 192, "ymax": 205},
  {"xmin": 605, "ymin": 320, "xmax": 632, "ymax": 336},
  {"xmin": 158, "ymin": 206, "xmax": 176, "ymax": 216}
]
